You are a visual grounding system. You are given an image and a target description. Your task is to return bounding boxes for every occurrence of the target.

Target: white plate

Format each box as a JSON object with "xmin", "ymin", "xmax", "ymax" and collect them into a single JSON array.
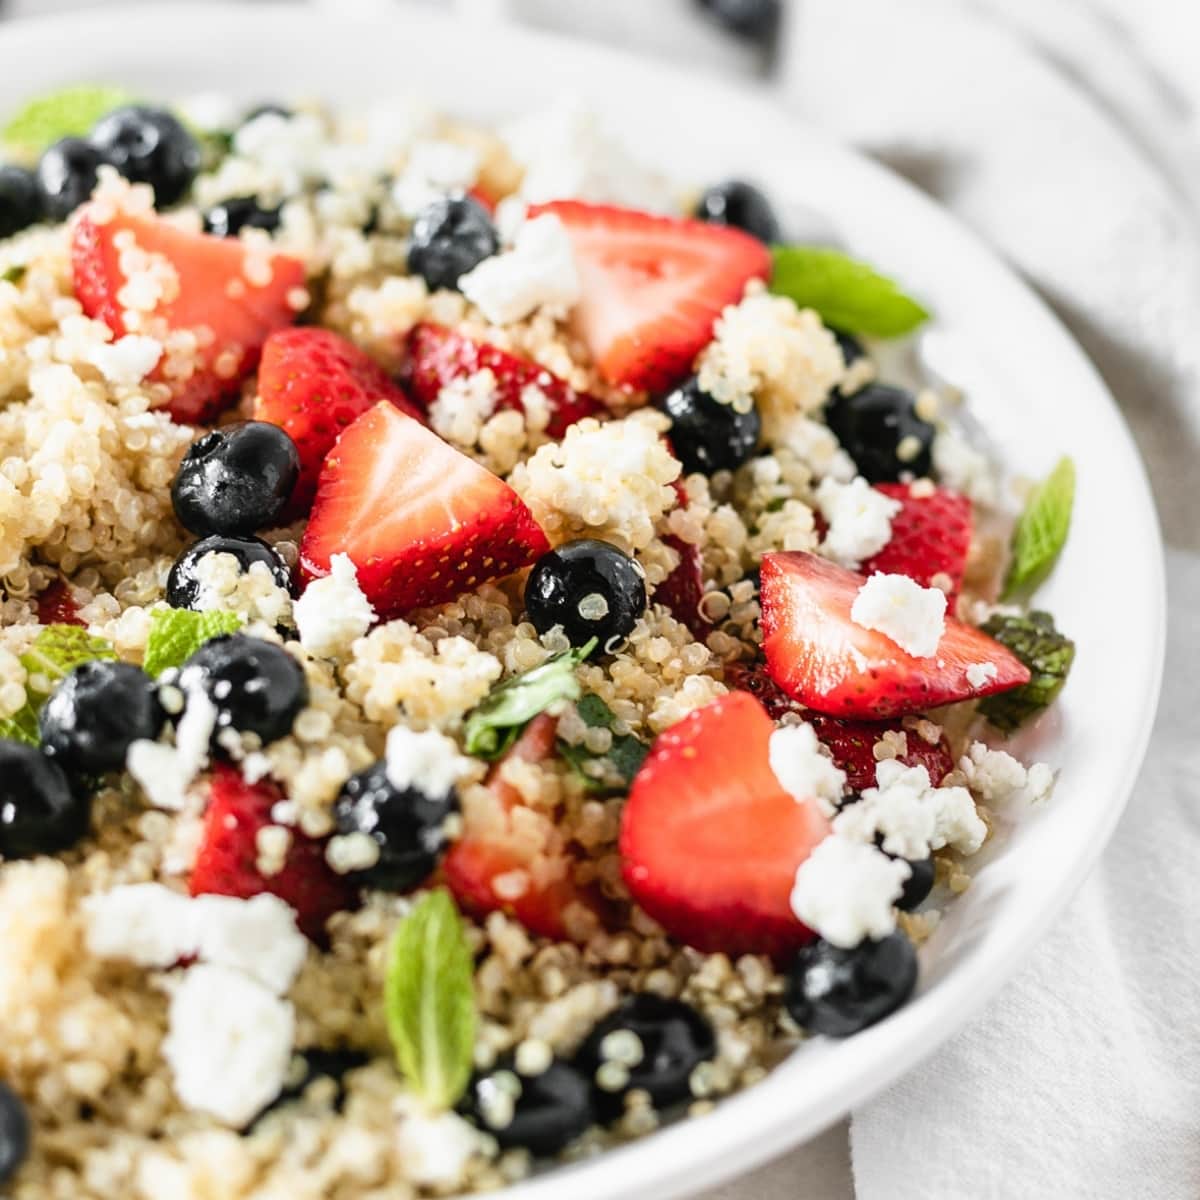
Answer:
[{"xmin": 0, "ymin": 5, "xmax": 1166, "ymax": 1198}]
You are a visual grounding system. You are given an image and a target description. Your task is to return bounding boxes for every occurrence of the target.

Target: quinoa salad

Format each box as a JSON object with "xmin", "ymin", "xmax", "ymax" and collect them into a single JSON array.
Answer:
[{"xmin": 0, "ymin": 90, "xmax": 1077, "ymax": 1197}]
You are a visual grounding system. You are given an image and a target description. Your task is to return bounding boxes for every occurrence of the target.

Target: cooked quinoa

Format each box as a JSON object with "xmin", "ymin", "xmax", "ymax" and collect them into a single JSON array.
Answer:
[{"xmin": 0, "ymin": 94, "xmax": 1066, "ymax": 1198}]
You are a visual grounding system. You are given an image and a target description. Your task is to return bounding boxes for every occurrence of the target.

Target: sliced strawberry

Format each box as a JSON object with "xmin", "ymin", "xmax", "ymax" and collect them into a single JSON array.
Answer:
[
  {"xmin": 72, "ymin": 205, "xmax": 305, "ymax": 424},
  {"xmin": 442, "ymin": 714, "xmax": 604, "ymax": 940},
  {"xmin": 528, "ymin": 201, "xmax": 770, "ymax": 392},
  {"xmin": 404, "ymin": 323, "xmax": 604, "ymax": 439},
  {"xmin": 723, "ymin": 659, "xmax": 805, "ymax": 720},
  {"xmin": 255, "ymin": 327, "xmax": 423, "ymax": 515},
  {"xmin": 36, "ymin": 579, "xmax": 84, "ymax": 627},
  {"xmin": 862, "ymin": 483, "xmax": 972, "ymax": 602},
  {"xmin": 467, "ymin": 185, "xmax": 497, "ymax": 214},
  {"xmin": 299, "ymin": 401, "xmax": 549, "ymax": 618},
  {"xmin": 191, "ymin": 765, "xmax": 357, "ymax": 943},
  {"xmin": 807, "ymin": 715, "xmax": 954, "ymax": 791},
  {"xmin": 760, "ymin": 551, "xmax": 1030, "ymax": 720},
  {"xmin": 620, "ymin": 691, "xmax": 831, "ymax": 959}
]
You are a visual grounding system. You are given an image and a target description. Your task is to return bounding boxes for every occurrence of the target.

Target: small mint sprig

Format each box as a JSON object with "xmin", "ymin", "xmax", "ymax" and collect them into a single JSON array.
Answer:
[
  {"xmin": 3, "ymin": 85, "xmax": 137, "ymax": 158},
  {"xmin": 384, "ymin": 889, "xmax": 477, "ymax": 1111},
  {"xmin": 142, "ymin": 607, "xmax": 243, "ymax": 678},
  {"xmin": 1003, "ymin": 456, "xmax": 1075, "ymax": 600},
  {"xmin": 769, "ymin": 245, "xmax": 930, "ymax": 338}
]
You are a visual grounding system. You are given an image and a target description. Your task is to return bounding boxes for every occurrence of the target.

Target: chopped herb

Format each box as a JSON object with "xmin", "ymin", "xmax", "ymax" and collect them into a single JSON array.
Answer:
[
  {"xmin": 1003, "ymin": 457, "xmax": 1075, "ymax": 599},
  {"xmin": 2, "ymin": 264, "xmax": 26, "ymax": 285},
  {"xmin": 3, "ymin": 85, "xmax": 137, "ymax": 158},
  {"xmin": 558, "ymin": 693, "xmax": 650, "ymax": 793},
  {"xmin": 978, "ymin": 611, "xmax": 1075, "ymax": 733},
  {"xmin": 141, "ymin": 607, "xmax": 244, "ymax": 678}
]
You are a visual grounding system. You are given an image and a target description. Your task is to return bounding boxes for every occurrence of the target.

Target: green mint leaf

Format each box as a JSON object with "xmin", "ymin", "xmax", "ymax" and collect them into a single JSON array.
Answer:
[
  {"xmin": 2, "ymin": 265, "xmax": 26, "ymax": 285},
  {"xmin": 769, "ymin": 246, "xmax": 930, "ymax": 337},
  {"xmin": 463, "ymin": 640, "xmax": 596, "ymax": 759},
  {"xmin": 1003, "ymin": 457, "xmax": 1075, "ymax": 599},
  {"xmin": 3, "ymin": 85, "xmax": 137, "ymax": 157},
  {"xmin": 0, "ymin": 625, "xmax": 116, "ymax": 746},
  {"xmin": 142, "ymin": 607, "xmax": 243, "ymax": 678},
  {"xmin": 558, "ymin": 693, "xmax": 650, "ymax": 793},
  {"xmin": 384, "ymin": 889, "xmax": 476, "ymax": 1111},
  {"xmin": 978, "ymin": 611, "xmax": 1075, "ymax": 733}
]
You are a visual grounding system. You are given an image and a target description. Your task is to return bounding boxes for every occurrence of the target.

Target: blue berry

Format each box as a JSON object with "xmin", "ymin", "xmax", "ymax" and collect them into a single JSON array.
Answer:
[
  {"xmin": 0, "ymin": 1081, "xmax": 29, "ymax": 1185},
  {"xmin": 694, "ymin": 179, "xmax": 780, "ymax": 244},
  {"xmin": 203, "ymin": 196, "xmax": 282, "ymax": 239},
  {"xmin": 166, "ymin": 536, "xmax": 292, "ymax": 612},
  {"xmin": 833, "ymin": 329, "xmax": 866, "ymax": 370},
  {"xmin": 0, "ymin": 166, "xmax": 41, "ymax": 237},
  {"xmin": 333, "ymin": 761, "xmax": 458, "ymax": 891},
  {"xmin": 0, "ymin": 740, "xmax": 89, "ymax": 859},
  {"xmin": 171, "ymin": 422, "xmax": 300, "ymax": 538},
  {"xmin": 658, "ymin": 377, "xmax": 760, "ymax": 474},
  {"xmin": 407, "ymin": 194, "xmax": 498, "ymax": 291},
  {"xmin": 824, "ymin": 382, "xmax": 935, "ymax": 483},
  {"xmin": 897, "ymin": 855, "xmax": 935, "ymax": 911},
  {"xmin": 89, "ymin": 106, "xmax": 200, "ymax": 207},
  {"xmin": 464, "ymin": 1055, "xmax": 593, "ymax": 1155},
  {"xmin": 525, "ymin": 539, "xmax": 646, "ymax": 651},
  {"xmin": 35, "ymin": 138, "xmax": 105, "ymax": 221},
  {"xmin": 39, "ymin": 661, "xmax": 164, "ymax": 774}
]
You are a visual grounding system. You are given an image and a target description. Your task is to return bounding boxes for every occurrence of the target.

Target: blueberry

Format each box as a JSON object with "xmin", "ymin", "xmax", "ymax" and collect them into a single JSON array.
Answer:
[
  {"xmin": 35, "ymin": 138, "xmax": 106, "ymax": 221},
  {"xmin": 39, "ymin": 661, "xmax": 164, "ymax": 774},
  {"xmin": 0, "ymin": 165, "xmax": 42, "ymax": 238},
  {"xmin": 0, "ymin": 1081, "xmax": 29, "ymax": 1186},
  {"xmin": 575, "ymin": 994, "xmax": 715, "ymax": 1118},
  {"xmin": 784, "ymin": 932, "xmax": 917, "ymax": 1037},
  {"xmin": 0, "ymin": 740, "xmax": 90, "ymax": 859},
  {"xmin": 407, "ymin": 194, "xmax": 498, "ymax": 291},
  {"xmin": 824, "ymin": 382, "xmax": 935, "ymax": 483},
  {"xmin": 166, "ymin": 535, "xmax": 292, "ymax": 611},
  {"xmin": 897, "ymin": 855, "xmax": 935, "ymax": 911},
  {"xmin": 172, "ymin": 422, "xmax": 300, "ymax": 538},
  {"xmin": 333, "ymin": 761, "xmax": 458, "ymax": 892},
  {"xmin": 89, "ymin": 105, "xmax": 200, "ymax": 207},
  {"xmin": 658, "ymin": 377, "xmax": 761, "ymax": 475},
  {"xmin": 525, "ymin": 539, "xmax": 647, "ymax": 651},
  {"xmin": 694, "ymin": 179, "xmax": 780, "ymax": 244},
  {"xmin": 257, "ymin": 1047, "xmax": 368, "ymax": 1124},
  {"xmin": 177, "ymin": 634, "xmax": 308, "ymax": 747},
  {"xmin": 832, "ymin": 329, "xmax": 866, "ymax": 370},
  {"xmin": 463, "ymin": 1055, "xmax": 593, "ymax": 1155},
  {"xmin": 203, "ymin": 195, "xmax": 283, "ymax": 239}
]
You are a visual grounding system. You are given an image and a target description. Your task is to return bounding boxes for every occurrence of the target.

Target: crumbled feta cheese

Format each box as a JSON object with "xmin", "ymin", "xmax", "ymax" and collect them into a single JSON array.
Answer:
[
  {"xmin": 835, "ymin": 760, "xmax": 987, "ymax": 859},
  {"xmin": 87, "ymin": 335, "xmax": 162, "ymax": 385},
  {"xmin": 386, "ymin": 725, "xmax": 470, "ymax": 798},
  {"xmin": 294, "ymin": 553, "xmax": 377, "ymax": 659},
  {"xmin": 391, "ymin": 139, "xmax": 481, "ymax": 217},
  {"xmin": 768, "ymin": 723, "xmax": 847, "ymax": 816},
  {"xmin": 932, "ymin": 429, "xmax": 999, "ymax": 506},
  {"xmin": 191, "ymin": 893, "xmax": 307, "ymax": 995},
  {"xmin": 395, "ymin": 1109, "xmax": 482, "ymax": 1188},
  {"xmin": 125, "ymin": 682, "xmax": 216, "ymax": 810},
  {"xmin": 84, "ymin": 883, "xmax": 197, "ymax": 968},
  {"xmin": 959, "ymin": 742, "xmax": 1056, "ymax": 806},
  {"xmin": 459, "ymin": 213, "xmax": 580, "ymax": 325},
  {"xmin": 966, "ymin": 661, "xmax": 999, "ymax": 688},
  {"xmin": 162, "ymin": 964, "xmax": 295, "ymax": 1127},
  {"xmin": 816, "ymin": 477, "xmax": 901, "ymax": 568},
  {"xmin": 773, "ymin": 414, "xmax": 857, "ymax": 484},
  {"xmin": 232, "ymin": 111, "xmax": 328, "ymax": 191},
  {"xmin": 790, "ymin": 835, "xmax": 909, "ymax": 948},
  {"xmin": 851, "ymin": 573, "xmax": 947, "ymax": 658}
]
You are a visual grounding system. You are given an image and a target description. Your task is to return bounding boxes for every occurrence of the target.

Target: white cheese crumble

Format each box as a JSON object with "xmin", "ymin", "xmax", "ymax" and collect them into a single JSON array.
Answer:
[
  {"xmin": 125, "ymin": 683, "xmax": 216, "ymax": 810},
  {"xmin": 386, "ymin": 725, "xmax": 470, "ymax": 798},
  {"xmin": 459, "ymin": 213, "xmax": 581, "ymax": 325},
  {"xmin": 959, "ymin": 742, "xmax": 1056, "ymax": 806},
  {"xmin": 834, "ymin": 760, "xmax": 987, "ymax": 859},
  {"xmin": 790, "ymin": 836, "xmax": 909, "ymax": 949},
  {"xmin": 84, "ymin": 883, "xmax": 197, "ymax": 968},
  {"xmin": 850, "ymin": 572, "xmax": 947, "ymax": 658},
  {"xmin": 966, "ymin": 661, "xmax": 999, "ymax": 688},
  {"xmin": 294, "ymin": 553, "xmax": 377, "ymax": 659},
  {"xmin": 162, "ymin": 964, "xmax": 295, "ymax": 1128},
  {"xmin": 815, "ymin": 476, "xmax": 901, "ymax": 568},
  {"xmin": 86, "ymin": 334, "xmax": 163, "ymax": 385},
  {"xmin": 395, "ymin": 1108, "xmax": 483, "ymax": 1188},
  {"xmin": 768, "ymin": 723, "xmax": 847, "ymax": 817},
  {"xmin": 932, "ymin": 429, "xmax": 999, "ymax": 506},
  {"xmin": 391, "ymin": 139, "xmax": 481, "ymax": 217}
]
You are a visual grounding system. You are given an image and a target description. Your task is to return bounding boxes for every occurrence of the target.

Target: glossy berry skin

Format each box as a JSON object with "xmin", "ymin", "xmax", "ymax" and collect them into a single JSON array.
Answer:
[
  {"xmin": 177, "ymin": 634, "xmax": 308, "ymax": 747},
  {"xmin": 0, "ymin": 165, "xmax": 41, "ymax": 238},
  {"xmin": 166, "ymin": 535, "xmax": 292, "ymax": 611},
  {"xmin": 694, "ymin": 179, "xmax": 780, "ymax": 244},
  {"xmin": 39, "ymin": 661, "xmax": 164, "ymax": 773},
  {"xmin": 407, "ymin": 194, "xmax": 499, "ymax": 291},
  {"xmin": 525, "ymin": 539, "xmax": 647, "ymax": 651},
  {"xmin": 824, "ymin": 382, "xmax": 935, "ymax": 483},
  {"xmin": 833, "ymin": 329, "xmax": 866, "ymax": 370},
  {"xmin": 172, "ymin": 422, "xmax": 300, "ymax": 538},
  {"xmin": 0, "ymin": 1081, "xmax": 30, "ymax": 1186},
  {"xmin": 203, "ymin": 195, "xmax": 283, "ymax": 239},
  {"xmin": 575, "ymin": 993, "xmax": 715, "ymax": 1116},
  {"xmin": 35, "ymin": 137, "xmax": 106, "ymax": 222},
  {"xmin": 333, "ymin": 761, "xmax": 458, "ymax": 891},
  {"xmin": 464, "ymin": 1055, "xmax": 593, "ymax": 1155},
  {"xmin": 897, "ymin": 855, "xmax": 935, "ymax": 911},
  {"xmin": 89, "ymin": 106, "xmax": 200, "ymax": 207},
  {"xmin": 0, "ymin": 740, "xmax": 89, "ymax": 859},
  {"xmin": 658, "ymin": 377, "xmax": 761, "ymax": 475},
  {"xmin": 784, "ymin": 932, "xmax": 918, "ymax": 1037}
]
